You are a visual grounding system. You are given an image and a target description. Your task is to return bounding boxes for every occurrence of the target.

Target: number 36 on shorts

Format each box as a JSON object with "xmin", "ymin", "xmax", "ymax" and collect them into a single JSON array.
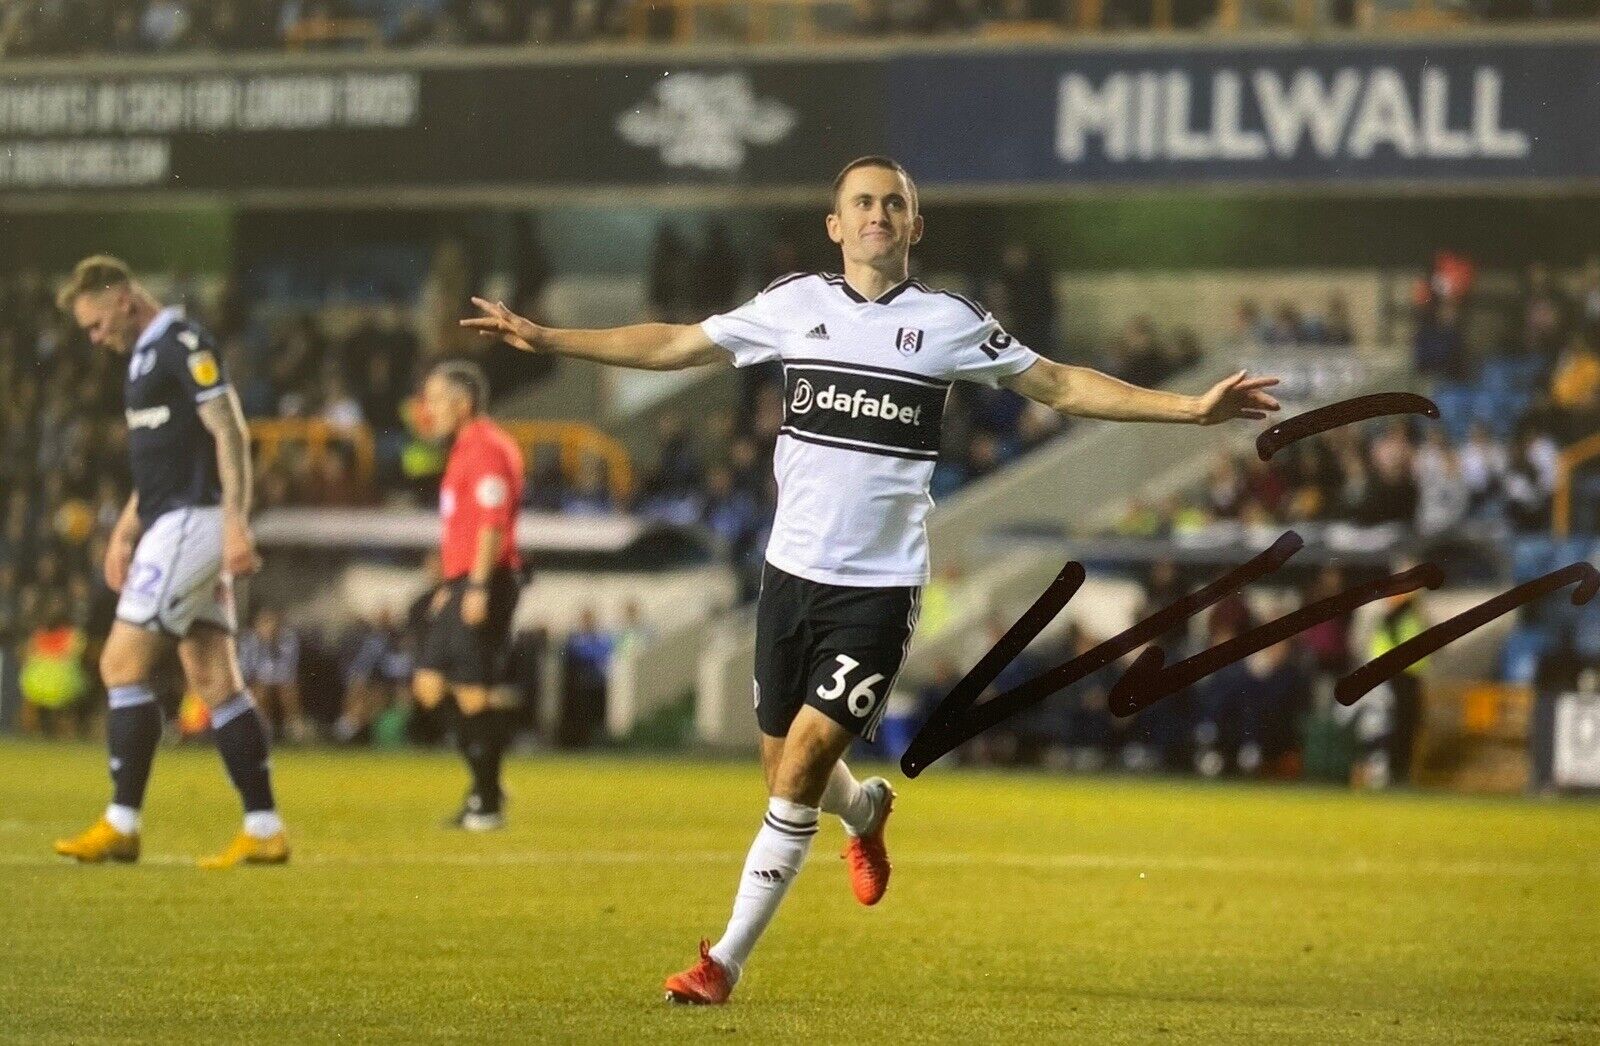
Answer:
[{"xmin": 816, "ymin": 654, "xmax": 885, "ymax": 718}]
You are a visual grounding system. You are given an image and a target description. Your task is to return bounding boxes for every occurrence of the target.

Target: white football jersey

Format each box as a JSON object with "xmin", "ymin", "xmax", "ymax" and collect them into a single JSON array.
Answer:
[{"xmin": 701, "ymin": 272, "xmax": 1041, "ymax": 587}]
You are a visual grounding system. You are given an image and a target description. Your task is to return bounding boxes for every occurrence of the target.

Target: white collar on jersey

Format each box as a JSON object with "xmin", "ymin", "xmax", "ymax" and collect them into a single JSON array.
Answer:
[{"xmin": 133, "ymin": 306, "xmax": 185, "ymax": 354}]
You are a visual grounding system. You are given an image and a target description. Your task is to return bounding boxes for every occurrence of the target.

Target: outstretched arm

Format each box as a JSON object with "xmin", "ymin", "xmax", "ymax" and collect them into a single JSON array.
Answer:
[
  {"xmin": 197, "ymin": 388, "xmax": 262, "ymax": 576},
  {"xmin": 460, "ymin": 298, "xmax": 726, "ymax": 372},
  {"xmin": 1001, "ymin": 359, "xmax": 1280, "ymax": 426}
]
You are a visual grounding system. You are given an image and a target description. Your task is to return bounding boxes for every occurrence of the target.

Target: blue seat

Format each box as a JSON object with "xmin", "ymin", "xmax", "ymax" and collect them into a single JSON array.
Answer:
[
  {"xmin": 1499, "ymin": 625, "xmax": 1554, "ymax": 684},
  {"xmin": 1430, "ymin": 384, "xmax": 1475, "ymax": 443},
  {"xmin": 1512, "ymin": 535, "xmax": 1557, "ymax": 585},
  {"xmin": 1480, "ymin": 355, "xmax": 1545, "ymax": 396}
]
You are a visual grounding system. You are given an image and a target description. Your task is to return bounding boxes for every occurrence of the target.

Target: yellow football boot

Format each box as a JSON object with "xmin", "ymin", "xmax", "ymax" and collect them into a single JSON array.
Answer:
[
  {"xmin": 198, "ymin": 831, "xmax": 290, "ymax": 870},
  {"xmin": 54, "ymin": 818, "xmax": 140, "ymax": 864}
]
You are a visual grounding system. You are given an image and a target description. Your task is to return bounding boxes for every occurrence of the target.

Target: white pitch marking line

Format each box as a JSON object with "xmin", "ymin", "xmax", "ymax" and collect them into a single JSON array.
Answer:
[{"xmin": 4, "ymin": 850, "xmax": 1594, "ymax": 877}]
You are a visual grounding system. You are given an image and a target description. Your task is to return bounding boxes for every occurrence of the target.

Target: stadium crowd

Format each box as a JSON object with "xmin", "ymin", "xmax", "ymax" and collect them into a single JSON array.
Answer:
[
  {"xmin": 0, "ymin": 227, "xmax": 1101, "ymax": 742},
  {"xmin": 8, "ymin": 245, "xmax": 1596, "ymax": 789},
  {"xmin": 3, "ymin": 0, "xmax": 1592, "ymax": 57}
]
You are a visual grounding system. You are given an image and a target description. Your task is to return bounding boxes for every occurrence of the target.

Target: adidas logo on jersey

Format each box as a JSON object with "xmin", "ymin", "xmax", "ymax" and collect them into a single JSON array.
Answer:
[
  {"xmin": 790, "ymin": 378, "xmax": 924, "ymax": 426},
  {"xmin": 805, "ymin": 324, "xmax": 829, "ymax": 340}
]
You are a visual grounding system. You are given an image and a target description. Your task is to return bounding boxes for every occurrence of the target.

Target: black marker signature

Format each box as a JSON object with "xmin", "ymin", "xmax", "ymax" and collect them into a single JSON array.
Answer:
[
  {"xmin": 1108, "ymin": 559, "xmax": 1446, "ymax": 717},
  {"xmin": 1256, "ymin": 392, "xmax": 1438, "ymax": 462},
  {"xmin": 900, "ymin": 392, "xmax": 1590, "ymax": 778}
]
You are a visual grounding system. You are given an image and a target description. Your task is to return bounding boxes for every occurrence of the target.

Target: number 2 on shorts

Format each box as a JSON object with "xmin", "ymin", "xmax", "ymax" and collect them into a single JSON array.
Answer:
[{"xmin": 817, "ymin": 654, "xmax": 886, "ymax": 718}]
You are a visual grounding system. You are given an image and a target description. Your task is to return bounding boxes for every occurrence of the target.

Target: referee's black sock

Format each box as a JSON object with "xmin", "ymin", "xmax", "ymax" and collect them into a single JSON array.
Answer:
[{"xmin": 458, "ymin": 710, "xmax": 504, "ymax": 812}]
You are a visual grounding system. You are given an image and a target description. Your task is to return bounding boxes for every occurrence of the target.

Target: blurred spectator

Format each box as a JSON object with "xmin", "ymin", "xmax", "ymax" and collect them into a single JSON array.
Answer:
[
  {"xmin": 1298, "ymin": 566, "xmax": 1352, "ymax": 675},
  {"xmin": 1520, "ymin": 261, "xmax": 1570, "ymax": 366},
  {"xmin": 1261, "ymin": 301, "xmax": 1306, "ymax": 349},
  {"xmin": 1413, "ymin": 297, "xmax": 1466, "ymax": 380},
  {"xmin": 239, "ymin": 606, "xmax": 309, "ymax": 742},
  {"xmin": 335, "ymin": 609, "xmax": 414, "ymax": 744},
  {"xmin": 559, "ymin": 608, "xmax": 615, "ymax": 747},
  {"xmin": 613, "ymin": 600, "xmax": 658, "ymax": 660},
  {"xmin": 1102, "ymin": 316, "xmax": 1167, "ymax": 388},
  {"xmin": 694, "ymin": 221, "xmax": 743, "ymax": 316},
  {"xmin": 1362, "ymin": 582, "xmax": 1429, "ymax": 788},
  {"xmin": 1549, "ymin": 335, "xmax": 1600, "ymax": 444},
  {"xmin": 1413, "ymin": 428, "xmax": 1469, "ymax": 536},
  {"xmin": 17, "ymin": 594, "xmax": 91, "ymax": 739},
  {"xmin": 1578, "ymin": 254, "xmax": 1600, "ymax": 346},
  {"xmin": 1459, "ymin": 421, "xmax": 1509, "ymax": 513},
  {"xmin": 1316, "ymin": 292, "xmax": 1356, "ymax": 349},
  {"xmin": 646, "ymin": 224, "xmax": 695, "ymax": 323},
  {"xmin": 1503, "ymin": 424, "xmax": 1559, "ymax": 531},
  {"xmin": 702, "ymin": 464, "xmax": 760, "ymax": 556},
  {"xmin": 998, "ymin": 241, "xmax": 1057, "ymax": 358},
  {"xmin": 561, "ymin": 455, "xmax": 616, "ymax": 516}
]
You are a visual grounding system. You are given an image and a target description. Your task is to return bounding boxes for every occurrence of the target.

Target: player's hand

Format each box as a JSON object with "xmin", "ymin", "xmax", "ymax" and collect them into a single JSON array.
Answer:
[
  {"xmin": 460, "ymin": 586, "xmax": 488, "ymax": 627},
  {"xmin": 104, "ymin": 534, "xmax": 136, "ymax": 592},
  {"xmin": 430, "ymin": 586, "xmax": 451, "ymax": 615},
  {"xmin": 223, "ymin": 515, "xmax": 263, "ymax": 577},
  {"xmin": 460, "ymin": 298, "xmax": 542, "ymax": 353},
  {"xmin": 1194, "ymin": 371, "xmax": 1281, "ymax": 426}
]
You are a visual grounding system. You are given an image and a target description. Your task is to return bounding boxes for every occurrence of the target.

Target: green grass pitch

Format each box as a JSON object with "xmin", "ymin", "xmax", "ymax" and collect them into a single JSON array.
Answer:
[{"xmin": 0, "ymin": 740, "xmax": 1595, "ymax": 1044}]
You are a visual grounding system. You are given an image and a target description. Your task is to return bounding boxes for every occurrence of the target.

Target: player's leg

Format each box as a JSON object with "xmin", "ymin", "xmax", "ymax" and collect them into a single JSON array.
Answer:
[
  {"xmin": 698, "ymin": 706, "xmax": 855, "ymax": 984},
  {"xmin": 53, "ymin": 620, "xmax": 169, "ymax": 862},
  {"xmin": 667, "ymin": 564, "xmax": 813, "ymax": 1004},
  {"xmin": 440, "ymin": 572, "xmax": 520, "ymax": 829},
  {"xmin": 448, "ymin": 682, "xmax": 508, "ymax": 829},
  {"xmin": 180, "ymin": 623, "xmax": 289, "ymax": 868},
  {"xmin": 412, "ymin": 669, "xmax": 449, "ymax": 710},
  {"xmin": 810, "ymin": 616, "xmax": 914, "ymax": 908}
]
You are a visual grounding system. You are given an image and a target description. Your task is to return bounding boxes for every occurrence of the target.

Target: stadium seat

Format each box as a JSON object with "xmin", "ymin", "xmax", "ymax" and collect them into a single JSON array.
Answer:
[
  {"xmin": 1480, "ymin": 355, "xmax": 1544, "ymax": 396},
  {"xmin": 1511, "ymin": 535, "xmax": 1557, "ymax": 585},
  {"xmin": 1430, "ymin": 384, "xmax": 1475, "ymax": 443},
  {"xmin": 1498, "ymin": 625, "xmax": 1554, "ymax": 685}
]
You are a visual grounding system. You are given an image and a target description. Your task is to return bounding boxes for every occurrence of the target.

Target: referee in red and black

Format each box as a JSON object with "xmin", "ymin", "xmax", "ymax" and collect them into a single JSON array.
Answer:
[{"xmin": 413, "ymin": 360, "xmax": 526, "ymax": 830}]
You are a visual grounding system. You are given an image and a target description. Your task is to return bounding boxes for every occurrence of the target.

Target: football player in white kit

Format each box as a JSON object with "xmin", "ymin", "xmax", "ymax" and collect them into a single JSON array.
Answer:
[
  {"xmin": 52, "ymin": 256, "xmax": 289, "ymax": 869},
  {"xmin": 463, "ymin": 158, "xmax": 1280, "ymax": 1004}
]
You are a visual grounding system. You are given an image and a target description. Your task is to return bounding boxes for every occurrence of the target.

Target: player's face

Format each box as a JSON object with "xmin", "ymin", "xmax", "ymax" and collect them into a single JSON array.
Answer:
[
  {"xmin": 827, "ymin": 166, "xmax": 923, "ymax": 267},
  {"xmin": 72, "ymin": 287, "xmax": 136, "ymax": 354},
  {"xmin": 422, "ymin": 374, "xmax": 469, "ymax": 438}
]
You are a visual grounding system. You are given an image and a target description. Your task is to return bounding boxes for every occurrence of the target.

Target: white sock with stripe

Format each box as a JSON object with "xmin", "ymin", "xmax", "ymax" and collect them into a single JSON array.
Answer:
[
  {"xmin": 707, "ymin": 797, "xmax": 818, "ymax": 983},
  {"xmin": 820, "ymin": 760, "xmax": 876, "ymax": 837}
]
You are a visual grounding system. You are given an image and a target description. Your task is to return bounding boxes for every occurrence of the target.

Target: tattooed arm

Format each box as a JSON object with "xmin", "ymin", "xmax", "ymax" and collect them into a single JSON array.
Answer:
[{"xmin": 197, "ymin": 388, "xmax": 262, "ymax": 576}]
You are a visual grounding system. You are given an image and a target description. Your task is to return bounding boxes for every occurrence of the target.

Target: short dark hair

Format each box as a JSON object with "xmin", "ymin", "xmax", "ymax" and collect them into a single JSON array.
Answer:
[
  {"xmin": 831, "ymin": 156, "xmax": 918, "ymax": 215},
  {"xmin": 56, "ymin": 254, "xmax": 133, "ymax": 312},
  {"xmin": 430, "ymin": 359, "xmax": 489, "ymax": 414}
]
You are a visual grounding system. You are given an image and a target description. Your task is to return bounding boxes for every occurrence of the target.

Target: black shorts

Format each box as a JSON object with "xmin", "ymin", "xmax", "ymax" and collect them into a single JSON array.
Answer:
[
  {"xmin": 417, "ymin": 568, "xmax": 522, "ymax": 688},
  {"xmin": 753, "ymin": 562, "xmax": 920, "ymax": 742}
]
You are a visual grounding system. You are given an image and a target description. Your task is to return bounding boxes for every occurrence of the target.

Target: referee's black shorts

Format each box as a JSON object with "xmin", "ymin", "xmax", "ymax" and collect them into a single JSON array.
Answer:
[
  {"xmin": 417, "ymin": 567, "xmax": 522, "ymax": 688},
  {"xmin": 753, "ymin": 562, "xmax": 920, "ymax": 743}
]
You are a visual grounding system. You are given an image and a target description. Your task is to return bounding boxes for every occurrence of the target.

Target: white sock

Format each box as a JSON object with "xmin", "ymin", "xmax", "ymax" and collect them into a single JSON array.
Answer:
[
  {"xmin": 820, "ymin": 760, "xmax": 876, "ymax": 837},
  {"xmin": 708, "ymin": 797, "xmax": 818, "ymax": 983},
  {"xmin": 243, "ymin": 810, "xmax": 285, "ymax": 840},
  {"xmin": 104, "ymin": 804, "xmax": 140, "ymax": 835}
]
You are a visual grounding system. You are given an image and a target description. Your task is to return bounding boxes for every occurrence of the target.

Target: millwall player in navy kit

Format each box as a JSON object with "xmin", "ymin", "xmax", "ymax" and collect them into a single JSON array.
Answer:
[
  {"xmin": 53, "ymin": 256, "xmax": 289, "ymax": 869},
  {"xmin": 464, "ymin": 158, "xmax": 1280, "ymax": 1003}
]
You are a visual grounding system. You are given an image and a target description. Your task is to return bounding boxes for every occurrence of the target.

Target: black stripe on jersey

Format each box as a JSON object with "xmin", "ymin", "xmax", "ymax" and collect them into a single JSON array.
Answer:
[
  {"xmin": 763, "ymin": 271, "xmax": 814, "ymax": 294},
  {"xmin": 821, "ymin": 272, "xmax": 917, "ymax": 306},
  {"xmin": 875, "ymin": 279, "xmax": 916, "ymax": 304},
  {"xmin": 785, "ymin": 358, "xmax": 951, "ymax": 389},
  {"xmin": 909, "ymin": 280, "xmax": 987, "ymax": 320},
  {"xmin": 821, "ymin": 272, "xmax": 866, "ymax": 303},
  {"xmin": 763, "ymin": 815, "xmax": 819, "ymax": 838},
  {"xmin": 780, "ymin": 427, "xmax": 941, "ymax": 462}
]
